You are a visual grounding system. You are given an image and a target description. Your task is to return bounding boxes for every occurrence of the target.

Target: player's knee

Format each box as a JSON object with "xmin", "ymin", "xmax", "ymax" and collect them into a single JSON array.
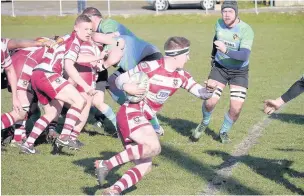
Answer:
[
  {"xmin": 151, "ymin": 140, "xmax": 161, "ymax": 156},
  {"xmin": 142, "ymin": 141, "xmax": 161, "ymax": 157},
  {"xmin": 95, "ymin": 101, "xmax": 106, "ymax": 111},
  {"xmin": 74, "ymin": 96, "xmax": 86, "ymax": 110},
  {"xmin": 15, "ymin": 111, "xmax": 27, "ymax": 121},
  {"xmin": 230, "ymin": 88, "xmax": 247, "ymax": 102},
  {"xmin": 43, "ymin": 112, "xmax": 58, "ymax": 122},
  {"xmin": 15, "ymin": 105, "xmax": 30, "ymax": 120},
  {"xmin": 229, "ymin": 106, "xmax": 242, "ymax": 121},
  {"xmin": 205, "ymin": 99, "xmax": 217, "ymax": 111}
]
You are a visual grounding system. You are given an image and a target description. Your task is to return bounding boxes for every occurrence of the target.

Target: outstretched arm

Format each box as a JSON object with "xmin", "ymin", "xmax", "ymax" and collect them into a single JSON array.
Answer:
[
  {"xmin": 264, "ymin": 76, "xmax": 304, "ymax": 114},
  {"xmin": 64, "ymin": 59, "xmax": 95, "ymax": 96},
  {"xmin": 181, "ymin": 75, "xmax": 216, "ymax": 100},
  {"xmin": 7, "ymin": 39, "xmax": 51, "ymax": 49}
]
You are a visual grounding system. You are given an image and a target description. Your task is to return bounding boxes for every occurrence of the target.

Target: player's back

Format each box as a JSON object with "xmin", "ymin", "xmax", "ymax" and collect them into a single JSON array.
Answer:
[
  {"xmin": 12, "ymin": 47, "xmax": 47, "ymax": 79},
  {"xmin": 99, "ymin": 18, "xmax": 136, "ymax": 37},
  {"xmin": 34, "ymin": 32, "xmax": 80, "ymax": 75}
]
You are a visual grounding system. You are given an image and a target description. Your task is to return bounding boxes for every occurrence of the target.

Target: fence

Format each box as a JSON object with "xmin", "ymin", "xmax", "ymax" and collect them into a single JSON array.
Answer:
[{"xmin": 2, "ymin": 0, "xmax": 304, "ymax": 17}]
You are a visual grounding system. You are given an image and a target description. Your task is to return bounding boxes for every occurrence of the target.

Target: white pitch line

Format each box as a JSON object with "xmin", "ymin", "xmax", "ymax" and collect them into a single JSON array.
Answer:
[{"xmin": 201, "ymin": 108, "xmax": 284, "ymax": 195}]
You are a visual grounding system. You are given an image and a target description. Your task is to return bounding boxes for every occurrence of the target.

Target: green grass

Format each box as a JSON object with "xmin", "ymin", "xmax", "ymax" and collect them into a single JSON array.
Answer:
[{"xmin": 1, "ymin": 13, "xmax": 304, "ymax": 195}]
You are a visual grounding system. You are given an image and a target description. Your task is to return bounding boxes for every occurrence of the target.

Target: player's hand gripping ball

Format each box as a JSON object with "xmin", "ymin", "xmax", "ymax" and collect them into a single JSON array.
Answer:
[{"xmin": 126, "ymin": 72, "xmax": 150, "ymax": 103}]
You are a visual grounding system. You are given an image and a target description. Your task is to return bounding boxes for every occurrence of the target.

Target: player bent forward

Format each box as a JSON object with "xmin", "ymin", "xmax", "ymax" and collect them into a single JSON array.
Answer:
[{"xmin": 94, "ymin": 36, "xmax": 216, "ymax": 195}]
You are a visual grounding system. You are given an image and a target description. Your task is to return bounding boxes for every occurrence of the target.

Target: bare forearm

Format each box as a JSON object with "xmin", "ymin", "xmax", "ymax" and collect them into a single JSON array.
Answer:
[
  {"xmin": 65, "ymin": 60, "xmax": 90, "ymax": 90},
  {"xmin": 77, "ymin": 54, "xmax": 104, "ymax": 64},
  {"xmin": 7, "ymin": 39, "xmax": 43, "ymax": 50},
  {"xmin": 92, "ymin": 33, "xmax": 117, "ymax": 45},
  {"xmin": 6, "ymin": 67, "xmax": 18, "ymax": 99}
]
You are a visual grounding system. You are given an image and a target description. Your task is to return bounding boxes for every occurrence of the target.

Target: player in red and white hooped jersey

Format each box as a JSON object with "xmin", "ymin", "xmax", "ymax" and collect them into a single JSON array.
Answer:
[
  {"xmin": 20, "ymin": 15, "xmax": 104, "ymax": 154},
  {"xmin": 7, "ymin": 37, "xmax": 59, "ymax": 146},
  {"xmin": 1, "ymin": 37, "xmax": 54, "ymax": 132},
  {"xmin": 65, "ymin": 40, "xmax": 122, "ymax": 145},
  {"xmin": 94, "ymin": 36, "xmax": 217, "ymax": 195}
]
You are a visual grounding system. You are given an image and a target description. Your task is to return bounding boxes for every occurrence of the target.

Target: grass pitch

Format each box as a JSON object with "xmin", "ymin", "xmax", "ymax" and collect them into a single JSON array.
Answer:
[{"xmin": 1, "ymin": 13, "xmax": 304, "ymax": 195}]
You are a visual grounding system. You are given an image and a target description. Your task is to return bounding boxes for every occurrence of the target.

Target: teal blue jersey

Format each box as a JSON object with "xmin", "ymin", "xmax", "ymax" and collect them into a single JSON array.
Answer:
[
  {"xmin": 97, "ymin": 18, "xmax": 136, "ymax": 37},
  {"xmin": 97, "ymin": 19, "xmax": 160, "ymax": 71},
  {"xmin": 104, "ymin": 35, "xmax": 160, "ymax": 71},
  {"xmin": 215, "ymin": 19, "xmax": 254, "ymax": 69}
]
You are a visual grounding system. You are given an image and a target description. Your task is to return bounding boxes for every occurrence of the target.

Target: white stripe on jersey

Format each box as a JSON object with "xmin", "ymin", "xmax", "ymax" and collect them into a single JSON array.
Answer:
[
  {"xmin": 64, "ymin": 50, "xmax": 78, "ymax": 62},
  {"xmin": 22, "ymin": 63, "xmax": 34, "ymax": 76},
  {"xmin": 125, "ymin": 107, "xmax": 141, "ymax": 114},
  {"xmin": 146, "ymin": 60, "xmax": 161, "ymax": 71},
  {"xmin": 149, "ymin": 74, "xmax": 183, "ymax": 88},
  {"xmin": 43, "ymin": 52, "xmax": 53, "ymax": 60}
]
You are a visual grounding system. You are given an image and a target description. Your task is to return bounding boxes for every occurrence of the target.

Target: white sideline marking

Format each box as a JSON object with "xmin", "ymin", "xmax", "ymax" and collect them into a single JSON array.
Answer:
[{"xmin": 201, "ymin": 108, "xmax": 284, "ymax": 195}]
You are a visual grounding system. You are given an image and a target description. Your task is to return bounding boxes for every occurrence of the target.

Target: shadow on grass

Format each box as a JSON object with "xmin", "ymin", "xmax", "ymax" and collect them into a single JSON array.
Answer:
[
  {"xmin": 157, "ymin": 114, "xmax": 197, "ymax": 137},
  {"xmin": 157, "ymin": 114, "xmax": 219, "ymax": 142},
  {"xmin": 275, "ymin": 148, "xmax": 304, "ymax": 152},
  {"xmin": 160, "ymin": 144, "xmax": 261, "ymax": 195},
  {"xmin": 269, "ymin": 113, "xmax": 304, "ymax": 125},
  {"xmin": 75, "ymin": 145, "xmax": 260, "ymax": 194},
  {"xmin": 206, "ymin": 150, "xmax": 304, "ymax": 195},
  {"xmin": 73, "ymin": 151, "xmax": 136, "ymax": 195}
]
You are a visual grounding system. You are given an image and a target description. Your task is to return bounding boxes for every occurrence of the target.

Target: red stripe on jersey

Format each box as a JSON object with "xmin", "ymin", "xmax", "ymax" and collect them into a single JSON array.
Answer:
[
  {"xmin": 48, "ymin": 74, "xmax": 60, "ymax": 83},
  {"xmin": 37, "ymin": 31, "xmax": 81, "ymax": 75},
  {"xmin": 55, "ymin": 80, "xmax": 69, "ymax": 94},
  {"xmin": 127, "ymin": 112, "xmax": 143, "ymax": 120},
  {"xmin": 127, "ymin": 103, "xmax": 141, "ymax": 110},
  {"xmin": 130, "ymin": 123, "xmax": 150, "ymax": 132}
]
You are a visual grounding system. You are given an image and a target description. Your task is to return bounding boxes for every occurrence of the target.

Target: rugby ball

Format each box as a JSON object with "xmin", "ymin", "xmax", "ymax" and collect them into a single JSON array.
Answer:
[{"xmin": 126, "ymin": 72, "xmax": 150, "ymax": 103}]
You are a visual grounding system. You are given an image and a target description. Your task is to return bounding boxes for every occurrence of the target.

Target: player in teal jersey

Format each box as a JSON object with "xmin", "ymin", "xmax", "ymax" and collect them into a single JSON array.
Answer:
[
  {"xmin": 82, "ymin": 7, "xmax": 164, "ymax": 136},
  {"xmin": 191, "ymin": 0, "xmax": 254, "ymax": 143}
]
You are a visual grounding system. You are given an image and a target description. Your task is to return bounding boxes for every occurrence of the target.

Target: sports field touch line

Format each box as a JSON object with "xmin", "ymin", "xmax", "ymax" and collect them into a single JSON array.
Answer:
[{"xmin": 201, "ymin": 108, "xmax": 285, "ymax": 195}]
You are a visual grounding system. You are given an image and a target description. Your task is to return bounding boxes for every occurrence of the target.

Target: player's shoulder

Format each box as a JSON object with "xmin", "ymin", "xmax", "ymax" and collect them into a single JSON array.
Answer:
[
  {"xmin": 216, "ymin": 19, "xmax": 225, "ymax": 27},
  {"xmin": 104, "ymin": 18, "xmax": 118, "ymax": 25},
  {"xmin": 138, "ymin": 59, "xmax": 161, "ymax": 73},
  {"xmin": 239, "ymin": 20, "xmax": 254, "ymax": 33},
  {"xmin": 177, "ymin": 69, "xmax": 192, "ymax": 79}
]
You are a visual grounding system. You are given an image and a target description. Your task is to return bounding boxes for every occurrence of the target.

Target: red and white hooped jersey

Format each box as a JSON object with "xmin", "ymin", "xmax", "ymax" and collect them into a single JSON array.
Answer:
[
  {"xmin": 12, "ymin": 47, "xmax": 47, "ymax": 85},
  {"xmin": 75, "ymin": 41, "xmax": 103, "ymax": 89},
  {"xmin": 1, "ymin": 38, "xmax": 12, "ymax": 71},
  {"xmin": 34, "ymin": 32, "xmax": 81, "ymax": 76},
  {"xmin": 126, "ymin": 58, "xmax": 198, "ymax": 115}
]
